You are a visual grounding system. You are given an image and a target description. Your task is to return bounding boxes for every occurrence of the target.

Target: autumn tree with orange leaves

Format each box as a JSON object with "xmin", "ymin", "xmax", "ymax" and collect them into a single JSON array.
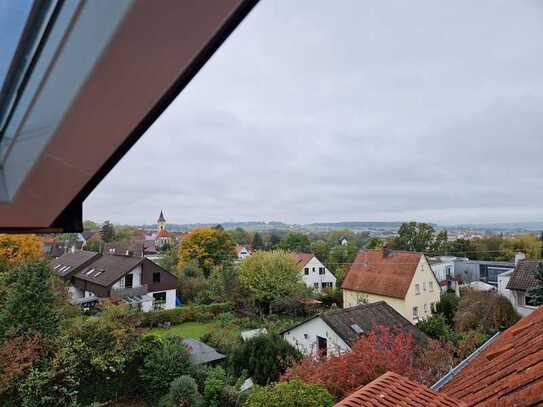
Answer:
[
  {"xmin": 0, "ymin": 234, "xmax": 43, "ymax": 265},
  {"xmin": 178, "ymin": 228, "xmax": 236, "ymax": 276}
]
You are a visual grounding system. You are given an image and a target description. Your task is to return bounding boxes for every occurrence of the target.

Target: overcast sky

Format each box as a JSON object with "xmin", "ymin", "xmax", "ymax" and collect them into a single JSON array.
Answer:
[{"xmin": 83, "ymin": 1, "xmax": 543, "ymax": 225}]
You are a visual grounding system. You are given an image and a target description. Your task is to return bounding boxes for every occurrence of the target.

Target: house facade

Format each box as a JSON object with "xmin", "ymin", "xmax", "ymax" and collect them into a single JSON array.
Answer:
[
  {"xmin": 342, "ymin": 248, "xmax": 440, "ymax": 324},
  {"xmin": 53, "ymin": 251, "xmax": 177, "ymax": 311},
  {"xmin": 291, "ymin": 252, "xmax": 336, "ymax": 292},
  {"xmin": 235, "ymin": 244, "xmax": 251, "ymax": 260},
  {"xmin": 282, "ymin": 301, "xmax": 428, "ymax": 357},
  {"xmin": 501, "ymin": 259, "xmax": 541, "ymax": 317},
  {"xmin": 428, "ymin": 256, "xmax": 460, "ymax": 295}
]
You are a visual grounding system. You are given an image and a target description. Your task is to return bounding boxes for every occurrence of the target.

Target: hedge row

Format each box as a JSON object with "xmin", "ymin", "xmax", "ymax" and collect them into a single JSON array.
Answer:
[{"xmin": 141, "ymin": 303, "xmax": 232, "ymax": 327}]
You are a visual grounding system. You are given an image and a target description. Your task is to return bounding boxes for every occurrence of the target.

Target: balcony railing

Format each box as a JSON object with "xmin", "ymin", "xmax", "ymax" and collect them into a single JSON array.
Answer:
[{"xmin": 111, "ymin": 284, "xmax": 148, "ymax": 298}]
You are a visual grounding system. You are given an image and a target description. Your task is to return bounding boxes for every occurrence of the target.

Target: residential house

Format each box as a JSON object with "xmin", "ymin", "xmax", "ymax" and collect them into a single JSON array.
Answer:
[
  {"xmin": 282, "ymin": 301, "xmax": 428, "ymax": 357},
  {"xmin": 235, "ymin": 244, "xmax": 251, "ymax": 260},
  {"xmin": 502, "ymin": 259, "xmax": 541, "ymax": 317},
  {"xmin": 291, "ymin": 252, "xmax": 337, "ymax": 292},
  {"xmin": 335, "ymin": 304, "xmax": 543, "ymax": 406},
  {"xmin": 53, "ymin": 251, "xmax": 177, "ymax": 311},
  {"xmin": 43, "ymin": 239, "xmax": 85, "ymax": 258},
  {"xmin": 342, "ymin": 248, "xmax": 440, "ymax": 324},
  {"xmin": 427, "ymin": 256, "xmax": 461, "ymax": 295},
  {"xmin": 104, "ymin": 241, "xmax": 144, "ymax": 257},
  {"xmin": 454, "ymin": 258, "xmax": 514, "ymax": 286},
  {"xmin": 338, "ymin": 236, "xmax": 348, "ymax": 246}
]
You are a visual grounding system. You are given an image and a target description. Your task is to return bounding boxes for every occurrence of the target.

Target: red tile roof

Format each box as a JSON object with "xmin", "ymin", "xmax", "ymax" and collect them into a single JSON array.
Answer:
[
  {"xmin": 441, "ymin": 305, "xmax": 543, "ymax": 406},
  {"xmin": 157, "ymin": 229, "xmax": 172, "ymax": 238},
  {"xmin": 334, "ymin": 371, "xmax": 465, "ymax": 407},
  {"xmin": 341, "ymin": 249, "xmax": 423, "ymax": 299},
  {"xmin": 290, "ymin": 252, "xmax": 314, "ymax": 267}
]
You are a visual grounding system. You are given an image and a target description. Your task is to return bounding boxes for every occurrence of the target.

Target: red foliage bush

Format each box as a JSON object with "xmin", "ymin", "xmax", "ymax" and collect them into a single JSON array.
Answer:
[
  {"xmin": 0, "ymin": 334, "xmax": 42, "ymax": 395},
  {"xmin": 282, "ymin": 325, "xmax": 455, "ymax": 399}
]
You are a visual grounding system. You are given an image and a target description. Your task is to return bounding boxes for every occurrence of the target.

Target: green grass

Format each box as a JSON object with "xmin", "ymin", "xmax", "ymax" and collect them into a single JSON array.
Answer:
[{"xmin": 147, "ymin": 321, "xmax": 219, "ymax": 339}]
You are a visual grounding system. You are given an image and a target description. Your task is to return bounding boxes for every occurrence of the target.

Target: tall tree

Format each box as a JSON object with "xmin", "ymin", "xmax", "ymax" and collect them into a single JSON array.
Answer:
[
  {"xmin": 527, "ymin": 262, "xmax": 543, "ymax": 306},
  {"xmin": 239, "ymin": 250, "xmax": 307, "ymax": 314},
  {"xmin": 311, "ymin": 240, "xmax": 330, "ymax": 263},
  {"xmin": 0, "ymin": 261, "xmax": 61, "ymax": 340},
  {"xmin": 279, "ymin": 232, "xmax": 311, "ymax": 253},
  {"xmin": 229, "ymin": 227, "xmax": 250, "ymax": 244},
  {"xmin": 390, "ymin": 222, "xmax": 447, "ymax": 253},
  {"xmin": 268, "ymin": 232, "xmax": 282, "ymax": 250},
  {"xmin": 100, "ymin": 221, "xmax": 115, "ymax": 243},
  {"xmin": 252, "ymin": 232, "xmax": 265, "ymax": 251},
  {"xmin": 178, "ymin": 228, "xmax": 236, "ymax": 277}
]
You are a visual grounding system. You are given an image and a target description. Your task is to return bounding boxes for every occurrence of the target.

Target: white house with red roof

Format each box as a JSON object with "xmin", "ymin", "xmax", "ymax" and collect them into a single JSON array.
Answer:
[
  {"xmin": 235, "ymin": 244, "xmax": 251, "ymax": 260},
  {"xmin": 291, "ymin": 252, "xmax": 336, "ymax": 292}
]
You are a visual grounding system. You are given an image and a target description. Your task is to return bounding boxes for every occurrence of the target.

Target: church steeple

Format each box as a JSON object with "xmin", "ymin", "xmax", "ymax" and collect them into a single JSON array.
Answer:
[{"xmin": 157, "ymin": 210, "xmax": 166, "ymax": 232}]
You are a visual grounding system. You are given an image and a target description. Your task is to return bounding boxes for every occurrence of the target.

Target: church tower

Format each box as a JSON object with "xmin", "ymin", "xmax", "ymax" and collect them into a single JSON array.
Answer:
[{"xmin": 157, "ymin": 210, "xmax": 166, "ymax": 233}]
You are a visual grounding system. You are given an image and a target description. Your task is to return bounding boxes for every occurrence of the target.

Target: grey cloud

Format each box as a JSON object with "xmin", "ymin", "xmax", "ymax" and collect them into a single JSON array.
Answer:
[{"xmin": 84, "ymin": 0, "xmax": 543, "ymax": 225}]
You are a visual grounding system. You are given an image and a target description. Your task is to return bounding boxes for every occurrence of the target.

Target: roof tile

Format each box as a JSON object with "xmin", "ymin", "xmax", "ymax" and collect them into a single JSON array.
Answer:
[
  {"xmin": 342, "ymin": 249, "xmax": 423, "ymax": 299},
  {"xmin": 334, "ymin": 371, "xmax": 466, "ymax": 407},
  {"xmin": 441, "ymin": 305, "xmax": 543, "ymax": 406}
]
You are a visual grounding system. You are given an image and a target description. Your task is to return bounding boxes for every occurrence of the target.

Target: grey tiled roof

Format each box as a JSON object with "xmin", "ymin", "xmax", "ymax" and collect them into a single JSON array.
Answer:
[
  {"xmin": 321, "ymin": 301, "xmax": 428, "ymax": 347},
  {"xmin": 52, "ymin": 250, "xmax": 100, "ymax": 277},
  {"xmin": 74, "ymin": 255, "xmax": 143, "ymax": 287},
  {"xmin": 506, "ymin": 260, "xmax": 542, "ymax": 291}
]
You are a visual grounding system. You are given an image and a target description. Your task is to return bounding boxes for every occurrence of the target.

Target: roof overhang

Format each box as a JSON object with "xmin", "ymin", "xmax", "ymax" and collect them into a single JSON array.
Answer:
[{"xmin": 0, "ymin": 0, "xmax": 258, "ymax": 232}]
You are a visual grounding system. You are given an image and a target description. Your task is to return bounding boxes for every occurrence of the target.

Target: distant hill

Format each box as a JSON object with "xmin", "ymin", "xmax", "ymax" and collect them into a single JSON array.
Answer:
[{"xmin": 139, "ymin": 220, "xmax": 409, "ymax": 232}]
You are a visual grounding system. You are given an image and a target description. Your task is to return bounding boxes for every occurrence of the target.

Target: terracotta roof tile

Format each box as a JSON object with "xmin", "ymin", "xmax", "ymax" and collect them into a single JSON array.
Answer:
[
  {"xmin": 506, "ymin": 259, "xmax": 541, "ymax": 291},
  {"xmin": 335, "ymin": 371, "xmax": 465, "ymax": 407},
  {"xmin": 441, "ymin": 305, "xmax": 543, "ymax": 406},
  {"xmin": 290, "ymin": 252, "xmax": 314, "ymax": 267},
  {"xmin": 341, "ymin": 249, "xmax": 423, "ymax": 299}
]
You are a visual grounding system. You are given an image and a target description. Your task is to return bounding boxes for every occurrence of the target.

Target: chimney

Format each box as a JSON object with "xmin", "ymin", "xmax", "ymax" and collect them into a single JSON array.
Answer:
[{"xmin": 515, "ymin": 251, "xmax": 526, "ymax": 266}]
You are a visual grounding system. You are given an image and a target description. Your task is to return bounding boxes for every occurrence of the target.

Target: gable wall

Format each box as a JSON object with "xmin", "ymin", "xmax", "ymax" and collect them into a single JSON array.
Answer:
[{"xmin": 282, "ymin": 317, "xmax": 350, "ymax": 356}]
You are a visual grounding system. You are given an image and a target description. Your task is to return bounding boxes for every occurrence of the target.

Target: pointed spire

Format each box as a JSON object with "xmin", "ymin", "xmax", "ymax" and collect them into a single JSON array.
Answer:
[{"xmin": 158, "ymin": 210, "xmax": 166, "ymax": 223}]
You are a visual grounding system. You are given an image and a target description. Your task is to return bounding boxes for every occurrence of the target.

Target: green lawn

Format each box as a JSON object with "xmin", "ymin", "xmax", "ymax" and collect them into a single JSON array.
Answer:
[{"xmin": 147, "ymin": 321, "xmax": 219, "ymax": 339}]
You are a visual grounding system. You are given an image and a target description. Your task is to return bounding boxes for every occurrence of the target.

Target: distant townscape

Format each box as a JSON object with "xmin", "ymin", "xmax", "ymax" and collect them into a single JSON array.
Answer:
[{"xmin": 1, "ymin": 211, "xmax": 542, "ymax": 406}]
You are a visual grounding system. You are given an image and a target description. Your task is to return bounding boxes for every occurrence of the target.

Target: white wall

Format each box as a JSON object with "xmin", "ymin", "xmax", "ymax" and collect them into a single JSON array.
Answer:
[
  {"xmin": 148, "ymin": 288, "xmax": 176, "ymax": 310},
  {"xmin": 237, "ymin": 246, "xmax": 250, "ymax": 259},
  {"xmin": 300, "ymin": 257, "xmax": 337, "ymax": 292},
  {"xmin": 282, "ymin": 317, "xmax": 350, "ymax": 356},
  {"xmin": 112, "ymin": 264, "xmax": 142, "ymax": 289}
]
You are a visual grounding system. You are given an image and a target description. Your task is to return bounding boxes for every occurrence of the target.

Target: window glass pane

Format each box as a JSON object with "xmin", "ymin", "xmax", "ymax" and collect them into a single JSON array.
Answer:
[{"xmin": 0, "ymin": 1, "xmax": 33, "ymax": 89}]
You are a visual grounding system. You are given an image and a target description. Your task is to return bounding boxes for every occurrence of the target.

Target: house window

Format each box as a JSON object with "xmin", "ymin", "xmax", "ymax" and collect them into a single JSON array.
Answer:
[
  {"xmin": 319, "ymin": 267, "xmax": 325, "ymax": 275},
  {"xmin": 312, "ymin": 267, "xmax": 316, "ymax": 272},
  {"xmin": 153, "ymin": 291, "xmax": 167, "ymax": 310},
  {"xmin": 525, "ymin": 294, "xmax": 538, "ymax": 307},
  {"xmin": 304, "ymin": 267, "xmax": 309, "ymax": 275},
  {"xmin": 304, "ymin": 334, "xmax": 309, "ymax": 339},
  {"xmin": 124, "ymin": 273, "xmax": 133, "ymax": 288},
  {"xmin": 415, "ymin": 284, "xmax": 420, "ymax": 295},
  {"xmin": 314, "ymin": 283, "xmax": 319, "ymax": 290},
  {"xmin": 429, "ymin": 281, "xmax": 433, "ymax": 292},
  {"xmin": 423, "ymin": 282, "xmax": 427, "ymax": 291},
  {"xmin": 424, "ymin": 303, "xmax": 428, "ymax": 314},
  {"xmin": 413, "ymin": 306, "xmax": 419, "ymax": 322},
  {"xmin": 153, "ymin": 272, "xmax": 161, "ymax": 283}
]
